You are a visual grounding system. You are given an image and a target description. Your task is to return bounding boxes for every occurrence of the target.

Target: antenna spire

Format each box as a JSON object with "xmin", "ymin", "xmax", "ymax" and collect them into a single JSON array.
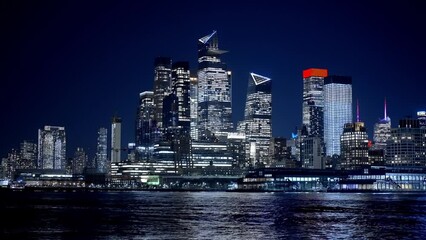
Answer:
[
  {"xmin": 356, "ymin": 99, "xmax": 360, "ymax": 122},
  {"xmin": 384, "ymin": 97, "xmax": 387, "ymax": 119}
]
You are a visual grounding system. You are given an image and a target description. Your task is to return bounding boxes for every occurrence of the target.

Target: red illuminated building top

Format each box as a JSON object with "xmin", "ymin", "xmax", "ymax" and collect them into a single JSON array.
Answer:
[{"xmin": 303, "ymin": 68, "xmax": 328, "ymax": 78}]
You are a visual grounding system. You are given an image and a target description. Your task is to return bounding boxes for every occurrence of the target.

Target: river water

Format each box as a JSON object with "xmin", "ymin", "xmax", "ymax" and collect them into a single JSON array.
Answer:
[{"xmin": 1, "ymin": 191, "xmax": 426, "ymax": 239}]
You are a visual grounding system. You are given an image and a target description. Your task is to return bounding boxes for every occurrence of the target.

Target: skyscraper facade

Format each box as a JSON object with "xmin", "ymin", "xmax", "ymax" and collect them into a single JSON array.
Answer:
[
  {"xmin": 135, "ymin": 91, "xmax": 156, "ymax": 146},
  {"xmin": 153, "ymin": 57, "xmax": 172, "ymax": 129},
  {"xmin": 19, "ymin": 140, "xmax": 37, "ymax": 169},
  {"xmin": 302, "ymin": 68, "xmax": 328, "ymax": 138},
  {"xmin": 324, "ymin": 75, "xmax": 352, "ymax": 156},
  {"xmin": 38, "ymin": 126, "xmax": 66, "ymax": 170},
  {"xmin": 96, "ymin": 127, "xmax": 108, "ymax": 173},
  {"xmin": 386, "ymin": 118, "xmax": 426, "ymax": 167},
  {"xmin": 197, "ymin": 31, "xmax": 233, "ymax": 141},
  {"xmin": 238, "ymin": 73, "xmax": 272, "ymax": 166},
  {"xmin": 171, "ymin": 61, "xmax": 191, "ymax": 126},
  {"xmin": 190, "ymin": 74, "xmax": 198, "ymax": 140},
  {"xmin": 111, "ymin": 116, "xmax": 122, "ymax": 163},
  {"xmin": 72, "ymin": 147, "xmax": 87, "ymax": 174},
  {"xmin": 373, "ymin": 99, "xmax": 391, "ymax": 150},
  {"xmin": 340, "ymin": 122, "xmax": 369, "ymax": 170}
]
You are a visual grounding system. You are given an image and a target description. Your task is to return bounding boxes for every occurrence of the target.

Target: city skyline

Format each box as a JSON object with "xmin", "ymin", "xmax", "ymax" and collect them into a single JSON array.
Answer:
[{"xmin": 1, "ymin": 1, "xmax": 425, "ymax": 158}]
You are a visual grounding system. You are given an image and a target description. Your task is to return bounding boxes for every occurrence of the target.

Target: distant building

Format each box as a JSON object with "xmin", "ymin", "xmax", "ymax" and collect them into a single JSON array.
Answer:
[
  {"xmin": 340, "ymin": 122, "xmax": 369, "ymax": 170},
  {"xmin": 96, "ymin": 127, "xmax": 108, "ymax": 173},
  {"xmin": 38, "ymin": 126, "xmax": 66, "ymax": 170},
  {"xmin": 301, "ymin": 137, "xmax": 324, "ymax": 169},
  {"xmin": 111, "ymin": 116, "xmax": 122, "ymax": 163},
  {"xmin": 1, "ymin": 149, "xmax": 19, "ymax": 179},
  {"xmin": 369, "ymin": 149, "xmax": 385, "ymax": 166},
  {"xmin": 197, "ymin": 31, "xmax": 233, "ymax": 141},
  {"xmin": 324, "ymin": 75, "xmax": 352, "ymax": 156},
  {"xmin": 417, "ymin": 111, "xmax": 426, "ymax": 128},
  {"xmin": 386, "ymin": 118, "xmax": 426, "ymax": 167},
  {"xmin": 190, "ymin": 75, "xmax": 198, "ymax": 140},
  {"xmin": 373, "ymin": 99, "xmax": 391, "ymax": 150},
  {"xmin": 227, "ymin": 132, "xmax": 246, "ymax": 168},
  {"xmin": 18, "ymin": 140, "xmax": 37, "ymax": 169},
  {"xmin": 72, "ymin": 148, "xmax": 87, "ymax": 174},
  {"xmin": 238, "ymin": 73, "xmax": 272, "ymax": 166},
  {"xmin": 153, "ymin": 57, "xmax": 172, "ymax": 129},
  {"xmin": 271, "ymin": 137, "xmax": 294, "ymax": 168}
]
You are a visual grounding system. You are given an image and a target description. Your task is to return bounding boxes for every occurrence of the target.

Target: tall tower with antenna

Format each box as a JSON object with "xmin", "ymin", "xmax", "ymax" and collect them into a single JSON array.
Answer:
[{"xmin": 373, "ymin": 98, "xmax": 392, "ymax": 150}]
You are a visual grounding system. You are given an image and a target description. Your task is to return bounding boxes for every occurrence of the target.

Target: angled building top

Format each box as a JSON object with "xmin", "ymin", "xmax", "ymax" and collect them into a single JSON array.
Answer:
[
  {"xmin": 198, "ymin": 30, "xmax": 217, "ymax": 44},
  {"xmin": 250, "ymin": 72, "xmax": 271, "ymax": 85}
]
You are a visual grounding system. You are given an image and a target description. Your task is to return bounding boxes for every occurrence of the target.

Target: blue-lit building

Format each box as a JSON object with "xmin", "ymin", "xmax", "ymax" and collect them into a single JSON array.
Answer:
[
  {"xmin": 197, "ymin": 31, "xmax": 233, "ymax": 141},
  {"xmin": 324, "ymin": 75, "xmax": 352, "ymax": 157}
]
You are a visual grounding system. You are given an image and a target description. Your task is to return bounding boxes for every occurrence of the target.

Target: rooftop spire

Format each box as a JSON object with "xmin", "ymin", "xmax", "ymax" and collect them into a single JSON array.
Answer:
[
  {"xmin": 384, "ymin": 97, "xmax": 387, "ymax": 119},
  {"xmin": 356, "ymin": 99, "xmax": 360, "ymax": 122}
]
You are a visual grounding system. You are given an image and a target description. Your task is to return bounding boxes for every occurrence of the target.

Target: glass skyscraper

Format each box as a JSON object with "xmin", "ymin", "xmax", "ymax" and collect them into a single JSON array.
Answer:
[
  {"xmin": 324, "ymin": 75, "xmax": 352, "ymax": 157},
  {"xmin": 38, "ymin": 126, "xmax": 66, "ymax": 170},
  {"xmin": 136, "ymin": 91, "xmax": 156, "ymax": 147},
  {"xmin": 197, "ymin": 31, "xmax": 233, "ymax": 141},
  {"xmin": 190, "ymin": 74, "xmax": 198, "ymax": 140},
  {"xmin": 96, "ymin": 127, "xmax": 108, "ymax": 173},
  {"xmin": 111, "ymin": 116, "xmax": 122, "ymax": 163},
  {"xmin": 238, "ymin": 73, "xmax": 272, "ymax": 166},
  {"xmin": 171, "ymin": 61, "xmax": 191, "ymax": 126},
  {"xmin": 302, "ymin": 68, "xmax": 328, "ymax": 139},
  {"xmin": 153, "ymin": 57, "xmax": 172, "ymax": 129}
]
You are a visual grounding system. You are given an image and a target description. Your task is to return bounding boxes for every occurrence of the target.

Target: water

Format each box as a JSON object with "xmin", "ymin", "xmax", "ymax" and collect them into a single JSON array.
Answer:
[{"xmin": 1, "ymin": 191, "xmax": 426, "ymax": 239}]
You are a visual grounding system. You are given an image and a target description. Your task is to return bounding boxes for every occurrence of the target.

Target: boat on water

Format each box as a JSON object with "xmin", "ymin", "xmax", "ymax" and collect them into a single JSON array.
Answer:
[{"xmin": 9, "ymin": 181, "xmax": 26, "ymax": 190}]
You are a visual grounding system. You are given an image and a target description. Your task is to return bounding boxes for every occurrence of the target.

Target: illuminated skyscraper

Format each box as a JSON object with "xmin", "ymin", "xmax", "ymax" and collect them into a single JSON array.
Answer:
[
  {"xmin": 238, "ymin": 73, "xmax": 272, "ymax": 166},
  {"xmin": 72, "ymin": 147, "xmax": 87, "ymax": 174},
  {"xmin": 340, "ymin": 121, "xmax": 369, "ymax": 170},
  {"xmin": 302, "ymin": 68, "xmax": 328, "ymax": 138},
  {"xmin": 324, "ymin": 75, "xmax": 352, "ymax": 156},
  {"xmin": 96, "ymin": 127, "xmax": 108, "ymax": 173},
  {"xmin": 373, "ymin": 99, "xmax": 391, "ymax": 150},
  {"xmin": 190, "ymin": 74, "xmax": 198, "ymax": 140},
  {"xmin": 136, "ymin": 91, "xmax": 156, "ymax": 146},
  {"xmin": 172, "ymin": 61, "xmax": 191, "ymax": 126},
  {"xmin": 38, "ymin": 126, "xmax": 66, "ymax": 170},
  {"xmin": 386, "ymin": 118, "xmax": 426, "ymax": 167},
  {"xmin": 153, "ymin": 57, "xmax": 172, "ymax": 129},
  {"xmin": 111, "ymin": 116, "xmax": 122, "ymax": 163},
  {"xmin": 197, "ymin": 31, "xmax": 233, "ymax": 141},
  {"xmin": 19, "ymin": 140, "xmax": 37, "ymax": 169}
]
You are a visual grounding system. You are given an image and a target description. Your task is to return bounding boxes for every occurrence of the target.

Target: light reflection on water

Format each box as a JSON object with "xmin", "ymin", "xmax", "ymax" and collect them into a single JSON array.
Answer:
[{"xmin": 1, "ymin": 192, "xmax": 426, "ymax": 239}]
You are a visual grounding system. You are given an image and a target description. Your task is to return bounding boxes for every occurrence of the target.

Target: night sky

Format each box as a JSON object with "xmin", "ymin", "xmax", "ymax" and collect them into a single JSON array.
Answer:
[{"xmin": 1, "ymin": 0, "xmax": 425, "ymax": 159}]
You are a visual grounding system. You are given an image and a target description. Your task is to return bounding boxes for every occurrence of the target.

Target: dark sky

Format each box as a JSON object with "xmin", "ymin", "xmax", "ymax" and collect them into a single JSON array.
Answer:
[{"xmin": 1, "ymin": 0, "xmax": 425, "ymax": 159}]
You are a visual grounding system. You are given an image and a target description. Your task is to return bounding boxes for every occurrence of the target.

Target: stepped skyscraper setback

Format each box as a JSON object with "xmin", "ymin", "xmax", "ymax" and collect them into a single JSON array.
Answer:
[
  {"xmin": 238, "ymin": 73, "xmax": 272, "ymax": 166},
  {"xmin": 197, "ymin": 31, "xmax": 233, "ymax": 141}
]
